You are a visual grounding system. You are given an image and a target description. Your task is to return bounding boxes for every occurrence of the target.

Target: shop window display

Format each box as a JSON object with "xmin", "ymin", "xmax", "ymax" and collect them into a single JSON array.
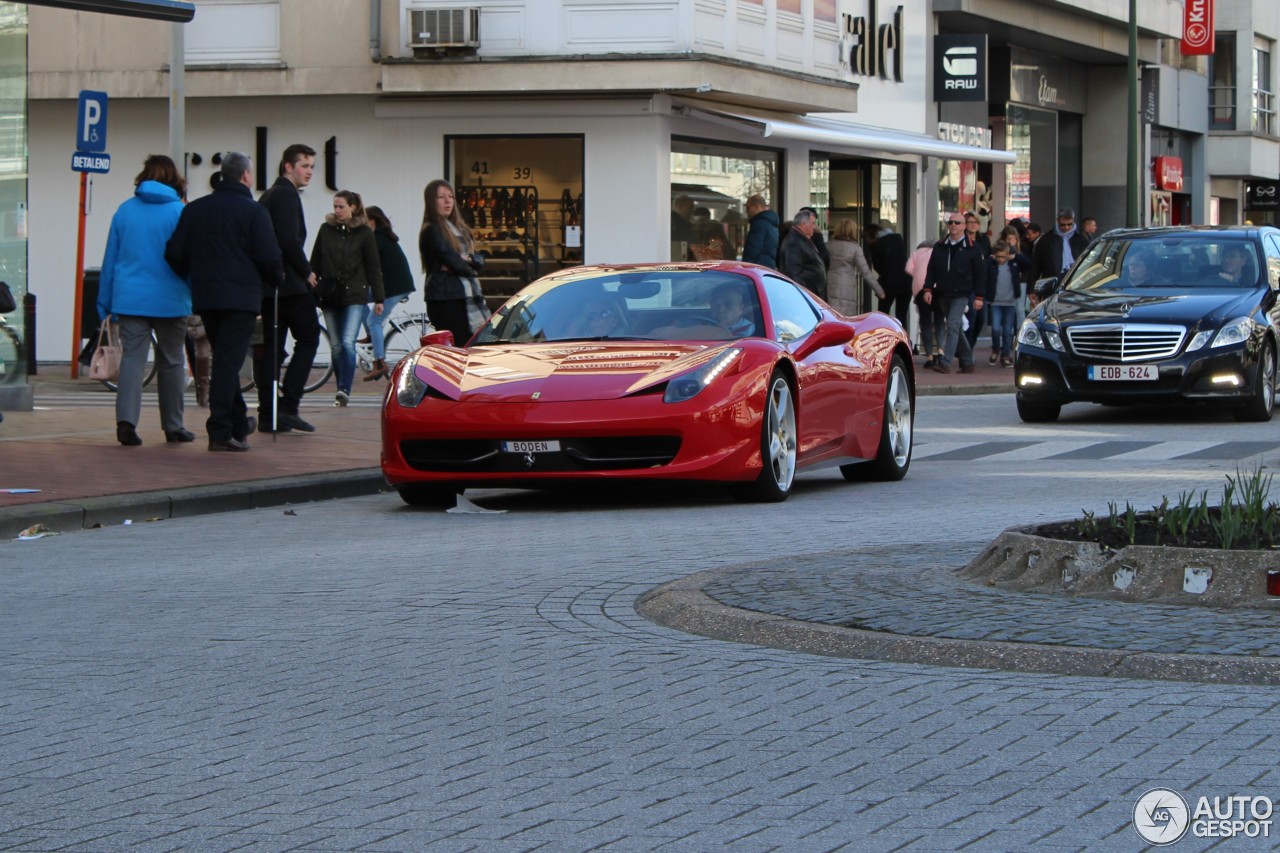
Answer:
[{"xmin": 449, "ymin": 136, "xmax": 584, "ymax": 311}]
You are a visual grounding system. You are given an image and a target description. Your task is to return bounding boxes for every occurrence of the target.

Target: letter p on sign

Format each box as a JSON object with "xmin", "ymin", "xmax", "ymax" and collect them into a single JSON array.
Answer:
[{"xmin": 76, "ymin": 90, "xmax": 108, "ymax": 154}]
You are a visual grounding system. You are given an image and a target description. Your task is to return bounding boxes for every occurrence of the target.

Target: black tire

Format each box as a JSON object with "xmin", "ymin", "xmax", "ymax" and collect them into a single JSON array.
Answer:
[
  {"xmin": 1235, "ymin": 342, "xmax": 1276, "ymax": 422},
  {"xmin": 396, "ymin": 484, "xmax": 460, "ymax": 508},
  {"xmin": 732, "ymin": 369, "xmax": 797, "ymax": 503},
  {"xmin": 841, "ymin": 354, "xmax": 913, "ymax": 482},
  {"xmin": 1017, "ymin": 398, "xmax": 1061, "ymax": 423}
]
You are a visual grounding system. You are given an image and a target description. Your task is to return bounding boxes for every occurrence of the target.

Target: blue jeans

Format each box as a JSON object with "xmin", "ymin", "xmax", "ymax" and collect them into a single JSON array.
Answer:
[
  {"xmin": 364, "ymin": 296, "xmax": 406, "ymax": 360},
  {"xmin": 990, "ymin": 304, "xmax": 1017, "ymax": 358},
  {"xmin": 323, "ymin": 303, "xmax": 366, "ymax": 394}
]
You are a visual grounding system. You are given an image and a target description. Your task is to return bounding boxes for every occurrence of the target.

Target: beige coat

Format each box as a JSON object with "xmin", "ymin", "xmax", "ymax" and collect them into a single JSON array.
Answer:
[{"xmin": 826, "ymin": 239, "xmax": 881, "ymax": 316}]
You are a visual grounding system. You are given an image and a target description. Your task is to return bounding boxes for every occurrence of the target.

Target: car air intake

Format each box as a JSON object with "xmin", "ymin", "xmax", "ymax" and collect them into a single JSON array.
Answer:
[{"xmin": 1066, "ymin": 324, "xmax": 1185, "ymax": 362}]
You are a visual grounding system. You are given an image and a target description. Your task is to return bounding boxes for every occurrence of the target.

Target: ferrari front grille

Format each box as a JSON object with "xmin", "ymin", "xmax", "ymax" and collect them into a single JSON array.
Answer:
[
  {"xmin": 1065, "ymin": 324, "xmax": 1185, "ymax": 362},
  {"xmin": 400, "ymin": 436, "xmax": 681, "ymax": 473}
]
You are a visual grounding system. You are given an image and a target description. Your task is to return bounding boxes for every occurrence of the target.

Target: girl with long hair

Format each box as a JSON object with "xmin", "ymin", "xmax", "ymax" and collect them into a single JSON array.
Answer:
[{"xmin": 419, "ymin": 179, "xmax": 488, "ymax": 345}]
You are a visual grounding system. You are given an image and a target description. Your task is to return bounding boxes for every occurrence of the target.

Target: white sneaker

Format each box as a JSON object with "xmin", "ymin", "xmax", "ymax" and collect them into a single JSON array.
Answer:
[{"xmin": 334, "ymin": 390, "xmax": 349, "ymax": 407}]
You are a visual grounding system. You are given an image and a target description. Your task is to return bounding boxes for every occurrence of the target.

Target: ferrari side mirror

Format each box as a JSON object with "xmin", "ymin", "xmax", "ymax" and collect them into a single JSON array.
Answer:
[{"xmin": 421, "ymin": 330, "xmax": 455, "ymax": 348}]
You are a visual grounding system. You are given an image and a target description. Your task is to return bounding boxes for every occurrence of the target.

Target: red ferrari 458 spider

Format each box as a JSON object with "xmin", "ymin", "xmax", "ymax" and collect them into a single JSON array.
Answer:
[{"xmin": 381, "ymin": 262, "xmax": 914, "ymax": 505}]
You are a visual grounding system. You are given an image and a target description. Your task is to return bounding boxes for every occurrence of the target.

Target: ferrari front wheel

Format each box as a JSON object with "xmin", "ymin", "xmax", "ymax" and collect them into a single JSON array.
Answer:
[
  {"xmin": 842, "ymin": 354, "xmax": 913, "ymax": 482},
  {"xmin": 733, "ymin": 369, "xmax": 797, "ymax": 503}
]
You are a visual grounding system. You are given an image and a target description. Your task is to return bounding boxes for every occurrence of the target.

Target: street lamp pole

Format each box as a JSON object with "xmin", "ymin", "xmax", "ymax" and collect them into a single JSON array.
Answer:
[{"xmin": 1126, "ymin": 0, "xmax": 1140, "ymax": 227}]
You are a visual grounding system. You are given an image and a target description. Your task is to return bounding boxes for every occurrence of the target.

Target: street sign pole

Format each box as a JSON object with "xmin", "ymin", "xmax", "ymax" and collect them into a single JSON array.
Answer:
[{"xmin": 70, "ymin": 171, "xmax": 88, "ymax": 379}]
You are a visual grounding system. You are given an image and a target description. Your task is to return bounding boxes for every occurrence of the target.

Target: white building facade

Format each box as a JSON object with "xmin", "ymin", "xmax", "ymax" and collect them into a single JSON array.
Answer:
[{"xmin": 26, "ymin": 0, "xmax": 1008, "ymax": 365}]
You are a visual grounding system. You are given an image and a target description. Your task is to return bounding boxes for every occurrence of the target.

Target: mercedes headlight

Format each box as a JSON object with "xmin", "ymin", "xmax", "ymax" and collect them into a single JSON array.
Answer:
[
  {"xmin": 664, "ymin": 348, "xmax": 743, "ymax": 403},
  {"xmin": 1017, "ymin": 319, "xmax": 1064, "ymax": 352}
]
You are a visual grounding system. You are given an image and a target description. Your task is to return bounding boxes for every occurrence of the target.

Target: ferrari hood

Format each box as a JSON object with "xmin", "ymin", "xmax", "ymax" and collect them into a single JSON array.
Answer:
[{"xmin": 409, "ymin": 342, "xmax": 732, "ymax": 402}]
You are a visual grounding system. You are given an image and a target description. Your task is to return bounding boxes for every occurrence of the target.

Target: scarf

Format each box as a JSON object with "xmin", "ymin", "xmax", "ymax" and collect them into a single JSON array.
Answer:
[
  {"xmin": 1058, "ymin": 225, "xmax": 1079, "ymax": 272},
  {"xmin": 447, "ymin": 221, "xmax": 492, "ymax": 334}
]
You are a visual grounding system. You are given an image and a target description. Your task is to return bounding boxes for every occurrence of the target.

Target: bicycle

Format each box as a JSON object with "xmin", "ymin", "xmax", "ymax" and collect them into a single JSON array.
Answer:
[{"xmin": 355, "ymin": 301, "xmax": 434, "ymax": 378}]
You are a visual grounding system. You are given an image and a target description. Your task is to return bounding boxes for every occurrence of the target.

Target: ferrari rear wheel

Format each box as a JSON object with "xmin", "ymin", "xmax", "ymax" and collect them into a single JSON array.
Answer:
[
  {"xmin": 842, "ymin": 354, "xmax": 913, "ymax": 482},
  {"xmin": 733, "ymin": 370, "xmax": 797, "ymax": 503},
  {"xmin": 396, "ymin": 484, "xmax": 460, "ymax": 508}
]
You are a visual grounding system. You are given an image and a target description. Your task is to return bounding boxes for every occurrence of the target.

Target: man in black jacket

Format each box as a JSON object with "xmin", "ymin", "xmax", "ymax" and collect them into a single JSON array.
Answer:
[
  {"xmin": 166, "ymin": 152, "xmax": 283, "ymax": 452},
  {"xmin": 255, "ymin": 143, "xmax": 320, "ymax": 434},
  {"xmin": 778, "ymin": 209, "xmax": 827, "ymax": 299},
  {"xmin": 867, "ymin": 219, "xmax": 912, "ymax": 328},
  {"xmin": 1030, "ymin": 207, "xmax": 1090, "ymax": 284},
  {"xmin": 921, "ymin": 215, "xmax": 985, "ymax": 374}
]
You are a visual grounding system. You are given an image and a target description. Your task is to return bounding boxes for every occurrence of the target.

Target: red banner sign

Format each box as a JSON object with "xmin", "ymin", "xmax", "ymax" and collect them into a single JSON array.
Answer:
[
  {"xmin": 1154, "ymin": 156, "xmax": 1184, "ymax": 192},
  {"xmin": 1183, "ymin": 0, "xmax": 1214, "ymax": 55}
]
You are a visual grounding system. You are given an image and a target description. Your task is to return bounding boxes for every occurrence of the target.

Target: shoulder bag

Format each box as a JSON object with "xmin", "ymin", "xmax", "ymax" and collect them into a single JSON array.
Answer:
[
  {"xmin": 88, "ymin": 320, "xmax": 122, "ymax": 382},
  {"xmin": 0, "ymin": 281, "xmax": 15, "ymax": 314}
]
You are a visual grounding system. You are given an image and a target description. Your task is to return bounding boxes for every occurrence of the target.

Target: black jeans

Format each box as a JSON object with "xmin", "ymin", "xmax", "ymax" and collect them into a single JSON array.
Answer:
[
  {"xmin": 200, "ymin": 309, "xmax": 257, "ymax": 442},
  {"xmin": 877, "ymin": 290, "xmax": 912, "ymax": 330},
  {"xmin": 254, "ymin": 292, "xmax": 322, "ymax": 417}
]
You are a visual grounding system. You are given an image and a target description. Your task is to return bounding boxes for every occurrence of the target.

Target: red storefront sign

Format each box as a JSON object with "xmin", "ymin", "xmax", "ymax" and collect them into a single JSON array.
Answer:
[
  {"xmin": 1153, "ymin": 156, "xmax": 1184, "ymax": 192},
  {"xmin": 1183, "ymin": 0, "xmax": 1215, "ymax": 55}
]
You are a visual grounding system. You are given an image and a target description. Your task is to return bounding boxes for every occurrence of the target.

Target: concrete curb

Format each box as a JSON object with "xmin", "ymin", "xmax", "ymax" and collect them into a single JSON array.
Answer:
[
  {"xmin": 636, "ymin": 566, "xmax": 1280, "ymax": 686},
  {"xmin": 0, "ymin": 468, "xmax": 388, "ymax": 541}
]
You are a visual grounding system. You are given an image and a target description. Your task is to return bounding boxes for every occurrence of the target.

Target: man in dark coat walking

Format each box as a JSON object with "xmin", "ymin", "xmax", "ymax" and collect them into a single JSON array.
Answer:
[
  {"xmin": 921, "ymin": 214, "xmax": 986, "ymax": 374},
  {"xmin": 778, "ymin": 209, "xmax": 827, "ymax": 299},
  {"xmin": 1030, "ymin": 208, "xmax": 1090, "ymax": 284},
  {"xmin": 254, "ymin": 143, "xmax": 321, "ymax": 434},
  {"xmin": 867, "ymin": 219, "xmax": 912, "ymax": 328},
  {"xmin": 166, "ymin": 152, "xmax": 283, "ymax": 452}
]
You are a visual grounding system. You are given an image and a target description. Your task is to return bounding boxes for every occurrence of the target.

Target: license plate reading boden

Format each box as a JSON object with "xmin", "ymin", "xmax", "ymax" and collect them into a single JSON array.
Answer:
[
  {"xmin": 501, "ymin": 440, "xmax": 560, "ymax": 453},
  {"xmin": 1088, "ymin": 364, "xmax": 1156, "ymax": 381}
]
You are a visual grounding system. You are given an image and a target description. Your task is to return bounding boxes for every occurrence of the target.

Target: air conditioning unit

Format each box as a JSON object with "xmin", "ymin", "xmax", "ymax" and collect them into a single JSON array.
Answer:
[{"xmin": 408, "ymin": 8, "xmax": 480, "ymax": 53}]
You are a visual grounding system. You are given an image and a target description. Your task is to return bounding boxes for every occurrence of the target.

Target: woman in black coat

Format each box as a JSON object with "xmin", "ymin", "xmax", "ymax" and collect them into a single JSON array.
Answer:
[
  {"xmin": 419, "ymin": 179, "xmax": 488, "ymax": 346},
  {"xmin": 309, "ymin": 190, "xmax": 384, "ymax": 406}
]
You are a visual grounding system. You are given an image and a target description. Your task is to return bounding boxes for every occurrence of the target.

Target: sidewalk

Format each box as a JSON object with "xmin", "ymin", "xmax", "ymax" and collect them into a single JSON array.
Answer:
[
  {"xmin": 0, "ymin": 371, "xmax": 389, "ymax": 539},
  {"xmin": 0, "ymin": 356, "xmax": 1012, "ymax": 539}
]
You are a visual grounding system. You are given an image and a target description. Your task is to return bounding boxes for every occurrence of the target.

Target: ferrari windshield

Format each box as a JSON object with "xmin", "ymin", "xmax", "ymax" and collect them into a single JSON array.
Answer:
[
  {"xmin": 472, "ymin": 270, "xmax": 764, "ymax": 345},
  {"xmin": 1064, "ymin": 234, "xmax": 1262, "ymax": 293}
]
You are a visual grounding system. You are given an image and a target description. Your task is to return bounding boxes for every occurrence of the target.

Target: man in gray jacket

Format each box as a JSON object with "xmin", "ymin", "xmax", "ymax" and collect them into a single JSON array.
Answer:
[{"xmin": 778, "ymin": 209, "xmax": 827, "ymax": 299}]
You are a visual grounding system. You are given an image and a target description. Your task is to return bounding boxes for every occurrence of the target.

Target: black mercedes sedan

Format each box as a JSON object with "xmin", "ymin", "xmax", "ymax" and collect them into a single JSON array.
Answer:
[{"xmin": 1015, "ymin": 225, "xmax": 1280, "ymax": 422}]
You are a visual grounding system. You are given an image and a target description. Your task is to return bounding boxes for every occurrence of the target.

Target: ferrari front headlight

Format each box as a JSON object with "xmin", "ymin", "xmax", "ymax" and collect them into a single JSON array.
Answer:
[
  {"xmin": 663, "ymin": 348, "xmax": 743, "ymax": 403},
  {"xmin": 394, "ymin": 360, "xmax": 429, "ymax": 408}
]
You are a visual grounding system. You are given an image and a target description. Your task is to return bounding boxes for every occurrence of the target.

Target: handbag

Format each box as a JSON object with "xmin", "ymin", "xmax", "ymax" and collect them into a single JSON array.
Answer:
[
  {"xmin": 88, "ymin": 321, "xmax": 122, "ymax": 382},
  {"xmin": 0, "ymin": 281, "xmax": 15, "ymax": 314}
]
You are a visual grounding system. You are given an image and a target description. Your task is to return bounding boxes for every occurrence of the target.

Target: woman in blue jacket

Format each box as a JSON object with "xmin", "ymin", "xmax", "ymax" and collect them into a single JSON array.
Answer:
[{"xmin": 98, "ymin": 155, "xmax": 194, "ymax": 446}]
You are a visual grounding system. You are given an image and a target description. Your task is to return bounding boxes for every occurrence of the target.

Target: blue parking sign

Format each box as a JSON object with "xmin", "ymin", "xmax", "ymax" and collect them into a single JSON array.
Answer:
[{"xmin": 76, "ymin": 90, "xmax": 108, "ymax": 154}]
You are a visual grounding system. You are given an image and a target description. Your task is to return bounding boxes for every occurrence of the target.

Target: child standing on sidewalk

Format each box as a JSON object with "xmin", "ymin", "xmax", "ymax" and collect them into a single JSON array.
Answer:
[{"xmin": 985, "ymin": 241, "xmax": 1022, "ymax": 367}]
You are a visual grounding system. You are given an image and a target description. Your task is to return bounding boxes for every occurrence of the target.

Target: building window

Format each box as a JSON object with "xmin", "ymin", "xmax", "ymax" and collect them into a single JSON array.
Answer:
[
  {"xmin": 670, "ymin": 138, "xmax": 780, "ymax": 263},
  {"xmin": 185, "ymin": 0, "xmax": 281, "ymax": 66},
  {"xmin": 1209, "ymin": 33, "xmax": 1236, "ymax": 130},
  {"xmin": 1254, "ymin": 40, "xmax": 1275, "ymax": 136},
  {"xmin": 0, "ymin": 5, "xmax": 25, "ymax": 385}
]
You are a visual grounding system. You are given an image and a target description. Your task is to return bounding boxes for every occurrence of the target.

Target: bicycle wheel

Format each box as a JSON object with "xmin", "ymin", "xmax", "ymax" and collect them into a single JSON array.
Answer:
[
  {"xmin": 100, "ymin": 322, "xmax": 157, "ymax": 392},
  {"xmin": 384, "ymin": 316, "xmax": 434, "ymax": 370}
]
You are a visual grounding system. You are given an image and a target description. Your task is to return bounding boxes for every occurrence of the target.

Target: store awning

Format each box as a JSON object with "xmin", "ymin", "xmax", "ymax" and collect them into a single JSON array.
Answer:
[{"xmin": 675, "ymin": 102, "xmax": 1016, "ymax": 165}]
